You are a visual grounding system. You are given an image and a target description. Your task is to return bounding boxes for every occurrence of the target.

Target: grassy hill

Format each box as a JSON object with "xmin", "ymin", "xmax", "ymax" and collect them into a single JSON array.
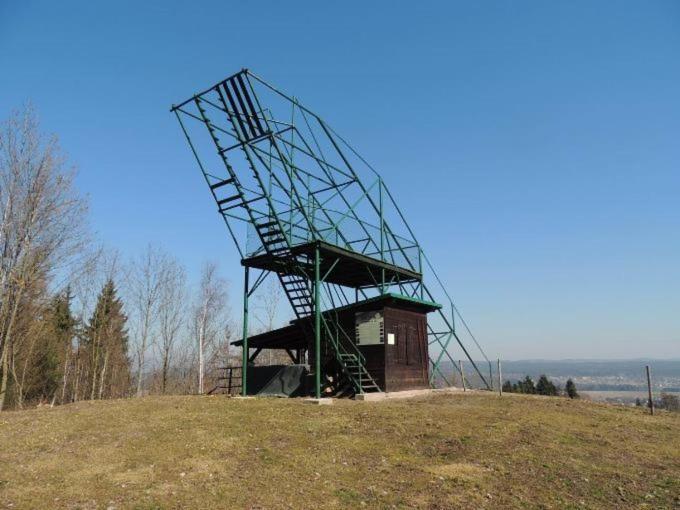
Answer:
[{"xmin": 0, "ymin": 393, "xmax": 678, "ymax": 509}]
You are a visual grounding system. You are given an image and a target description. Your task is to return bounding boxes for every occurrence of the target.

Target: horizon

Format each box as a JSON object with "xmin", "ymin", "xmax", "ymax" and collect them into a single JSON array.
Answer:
[
  {"xmin": 468, "ymin": 358, "xmax": 680, "ymax": 362},
  {"xmin": 1, "ymin": 1, "xmax": 678, "ymax": 360}
]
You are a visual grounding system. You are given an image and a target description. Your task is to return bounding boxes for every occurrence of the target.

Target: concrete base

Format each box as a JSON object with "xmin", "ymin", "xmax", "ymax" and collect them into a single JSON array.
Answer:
[
  {"xmin": 303, "ymin": 398, "xmax": 334, "ymax": 405},
  {"xmin": 355, "ymin": 388, "xmax": 434, "ymax": 402},
  {"xmin": 354, "ymin": 392, "xmax": 387, "ymax": 402},
  {"xmin": 354, "ymin": 386, "xmax": 470, "ymax": 402},
  {"xmin": 231, "ymin": 395, "xmax": 255, "ymax": 400}
]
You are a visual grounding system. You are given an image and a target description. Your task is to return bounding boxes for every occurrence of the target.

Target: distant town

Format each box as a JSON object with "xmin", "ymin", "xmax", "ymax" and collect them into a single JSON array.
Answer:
[{"xmin": 450, "ymin": 359, "xmax": 680, "ymax": 405}]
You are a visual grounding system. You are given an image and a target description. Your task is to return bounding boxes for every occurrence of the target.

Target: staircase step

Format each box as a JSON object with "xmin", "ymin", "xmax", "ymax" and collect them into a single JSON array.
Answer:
[
  {"xmin": 256, "ymin": 220, "xmax": 278, "ymax": 229},
  {"xmin": 260, "ymin": 230, "xmax": 284, "ymax": 238},
  {"xmin": 284, "ymin": 281, "xmax": 307, "ymax": 287},
  {"xmin": 284, "ymin": 286, "xmax": 308, "ymax": 293},
  {"xmin": 210, "ymin": 178, "xmax": 234, "ymax": 190},
  {"xmin": 216, "ymin": 194, "xmax": 241, "ymax": 206}
]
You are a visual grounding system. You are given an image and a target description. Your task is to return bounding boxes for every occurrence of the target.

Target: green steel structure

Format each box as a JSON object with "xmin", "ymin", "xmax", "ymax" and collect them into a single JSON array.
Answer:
[{"xmin": 171, "ymin": 69, "xmax": 492, "ymax": 396}]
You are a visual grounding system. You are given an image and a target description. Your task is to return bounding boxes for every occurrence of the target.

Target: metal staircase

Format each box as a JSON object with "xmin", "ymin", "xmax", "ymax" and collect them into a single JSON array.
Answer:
[
  {"xmin": 322, "ymin": 316, "xmax": 381, "ymax": 394},
  {"xmin": 190, "ymin": 76, "xmax": 381, "ymax": 395}
]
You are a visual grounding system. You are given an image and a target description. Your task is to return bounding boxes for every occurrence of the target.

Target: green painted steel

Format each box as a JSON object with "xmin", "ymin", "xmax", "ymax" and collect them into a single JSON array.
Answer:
[
  {"xmin": 314, "ymin": 245, "xmax": 321, "ymax": 399},
  {"xmin": 171, "ymin": 69, "xmax": 494, "ymax": 393},
  {"xmin": 241, "ymin": 267, "xmax": 249, "ymax": 396}
]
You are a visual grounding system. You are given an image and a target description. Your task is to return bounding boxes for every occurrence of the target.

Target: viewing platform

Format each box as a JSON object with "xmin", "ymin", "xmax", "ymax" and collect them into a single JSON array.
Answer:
[{"xmin": 241, "ymin": 240, "xmax": 422, "ymax": 289}]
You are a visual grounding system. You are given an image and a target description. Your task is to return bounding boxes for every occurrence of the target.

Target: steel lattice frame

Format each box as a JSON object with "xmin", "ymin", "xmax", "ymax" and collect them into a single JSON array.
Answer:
[{"xmin": 172, "ymin": 69, "xmax": 492, "ymax": 393}]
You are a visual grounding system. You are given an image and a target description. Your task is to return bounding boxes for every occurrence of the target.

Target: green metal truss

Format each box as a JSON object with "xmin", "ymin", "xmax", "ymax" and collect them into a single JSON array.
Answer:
[{"xmin": 171, "ymin": 69, "xmax": 493, "ymax": 395}]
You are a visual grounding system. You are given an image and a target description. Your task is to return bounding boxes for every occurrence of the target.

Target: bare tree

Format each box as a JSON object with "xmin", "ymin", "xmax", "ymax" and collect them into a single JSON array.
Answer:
[
  {"xmin": 0, "ymin": 107, "xmax": 88, "ymax": 411},
  {"xmin": 155, "ymin": 257, "xmax": 187, "ymax": 394},
  {"xmin": 192, "ymin": 262, "xmax": 227, "ymax": 394},
  {"xmin": 126, "ymin": 245, "xmax": 172, "ymax": 397},
  {"xmin": 254, "ymin": 278, "xmax": 281, "ymax": 332},
  {"xmin": 253, "ymin": 278, "xmax": 286, "ymax": 365}
]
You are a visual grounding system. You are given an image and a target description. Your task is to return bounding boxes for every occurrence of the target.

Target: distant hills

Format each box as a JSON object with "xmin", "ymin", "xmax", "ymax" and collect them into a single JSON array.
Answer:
[
  {"xmin": 438, "ymin": 359, "xmax": 680, "ymax": 392},
  {"xmin": 496, "ymin": 359, "xmax": 680, "ymax": 378}
]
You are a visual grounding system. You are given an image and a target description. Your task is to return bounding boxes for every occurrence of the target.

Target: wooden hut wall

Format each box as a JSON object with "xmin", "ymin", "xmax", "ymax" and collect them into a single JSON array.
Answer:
[
  {"xmin": 383, "ymin": 307, "xmax": 429, "ymax": 391},
  {"xmin": 306, "ymin": 300, "xmax": 430, "ymax": 393}
]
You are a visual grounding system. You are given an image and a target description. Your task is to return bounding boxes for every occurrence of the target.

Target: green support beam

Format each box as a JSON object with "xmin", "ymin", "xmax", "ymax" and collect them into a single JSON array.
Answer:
[
  {"xmin": 314, "ymin": 244, "xmax": 321, "ymax": 399},
  {"xmin": 241, "ymin": 266, "xmax": 249, "ymax": 396}
]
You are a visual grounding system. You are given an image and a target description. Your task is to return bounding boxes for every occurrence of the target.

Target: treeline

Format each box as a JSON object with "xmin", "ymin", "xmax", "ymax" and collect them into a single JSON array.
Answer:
[
  {"xmin": 502, "ymin": 375, "xmax": 579, "ymax": 399},
  {"xmin": 0, "ymin": 107, "xmax": 286, "ymax": 411}
]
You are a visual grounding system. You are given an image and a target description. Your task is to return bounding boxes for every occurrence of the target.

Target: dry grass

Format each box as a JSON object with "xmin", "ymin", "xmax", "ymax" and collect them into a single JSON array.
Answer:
[{"xmin": 0, "ymin": 393, "xmax": 678, "ymax": 509}]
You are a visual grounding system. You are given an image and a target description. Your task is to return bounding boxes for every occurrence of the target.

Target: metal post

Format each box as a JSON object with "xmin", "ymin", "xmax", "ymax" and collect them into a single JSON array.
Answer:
[
  {"xmin": 241, "ymin": 267, "xmax": 250, "ymax": 396},
  {"xmin": 646, "ymin": 365, "xmax": 654, "ymax": 416},
  {"xmin": 379, "ymin": 178, "xmax": 385, "ymax": 294},
  {"xmin": 418, "ymin": 249, "xmax": 424, "ymax": 299},
  {"xmin": 379, "ymin": 178, "xmax": 384, "ymax": 259},
  {"xmin": 314, "ymin": 244, "xmax": 321, "ymax": 399},
  {"xmin": 459, "ymin": 360, "xmax": 466, "ymax": 392},
  {"xmin": 498, "ymin": 359, "xmax": 502, "ymax": 396}
]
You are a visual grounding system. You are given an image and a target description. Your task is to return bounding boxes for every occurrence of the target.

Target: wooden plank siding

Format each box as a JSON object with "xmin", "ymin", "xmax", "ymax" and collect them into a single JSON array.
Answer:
[
  {"xmin": 306, "ymin": 299, "xmax": 430, "ymax": 394},
  {"xmin": 384, "ymin": 307, "xmax": 429, "ymax": 392}
]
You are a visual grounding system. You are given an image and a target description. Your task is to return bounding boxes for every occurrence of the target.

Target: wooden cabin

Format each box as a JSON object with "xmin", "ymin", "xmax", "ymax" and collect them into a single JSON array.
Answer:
[{"xmin": 232, "ymin": 293, "xmax": 440, "ymax": 396}]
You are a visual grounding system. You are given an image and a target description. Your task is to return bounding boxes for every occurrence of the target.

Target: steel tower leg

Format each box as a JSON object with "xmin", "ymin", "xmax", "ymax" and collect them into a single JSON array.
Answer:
[
  {"xmin": 314, "ymin": 244, "xmax": 321, "ymax": 398},
  {"xmin": 241, "ymin": 266, "xmax": 250, "ymax": 396}
]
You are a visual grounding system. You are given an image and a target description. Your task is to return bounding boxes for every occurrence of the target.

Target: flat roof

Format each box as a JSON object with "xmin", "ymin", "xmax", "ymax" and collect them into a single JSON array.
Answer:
[
  {"xmin": 232, "ymin": 293, "xmax": 441, "ymax": 350},
  {"xmin": 242, "ymin": 240, "xmax": 422, "ymax": 289},
  {"xmin": 232, "ymin": 324, "xmax": 306, "ymax": 350},
  {"xmin": 304, "ymin": 292, "xmax": 442, "ymax": 318}
]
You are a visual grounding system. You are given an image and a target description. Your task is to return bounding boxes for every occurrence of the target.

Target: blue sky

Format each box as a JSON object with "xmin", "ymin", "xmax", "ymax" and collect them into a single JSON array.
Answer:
[{"xmin": 1, "ymin": 1, "xmax": 678, "ymax": 359}]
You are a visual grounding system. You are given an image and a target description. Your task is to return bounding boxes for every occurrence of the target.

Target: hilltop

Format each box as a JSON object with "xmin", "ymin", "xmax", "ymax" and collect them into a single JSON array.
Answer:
[{"xmin": 0, "ymin": 393, "xmax": 678, "ymax": 509}]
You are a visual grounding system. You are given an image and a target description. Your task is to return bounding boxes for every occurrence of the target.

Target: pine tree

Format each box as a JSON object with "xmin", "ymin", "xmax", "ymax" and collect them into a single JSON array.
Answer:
[
  {"xmin": 521, "ymin": 375, "xmax": 536, "ymax": 394},
  {"xmin": 31, "ymin": 290, "xmax": 76, "ymax": 402},
  {"xmin": 82, "ymin": 279, "xmax": 130, "ymax": 400},
  {"xmin": 536, "ymin": 375, "xmax": 558, "ymax": 396},
  {"xmin": 502, "ymin": 380, "xmax": 513, "ymax": 393},
  {"xmin": 565, "ymin": 379, "xmax": 579, "ymax": 399}
]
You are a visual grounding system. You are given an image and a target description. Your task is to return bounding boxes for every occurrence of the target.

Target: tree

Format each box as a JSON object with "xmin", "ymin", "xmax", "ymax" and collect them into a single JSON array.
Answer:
[
  {"xmin": 660, "ymin": 393, "xmax": 679, "ymax": 412},
  {"xmin": 536, "ymin": 375, "xmax": 558, "ymax": 396},
  {"xmin": 127, "ymin": 245, "xmax": 170, "ymax": 397},
  {"xmin": 30, "ymin": 290, "xmax": 76, "ymax": 404},
  {"xmin": 192, "ymin": 262, "xmax": 227, "ymax": 394},
  {"xmin": 565, "ymin": 379, "xmax": 579, "ymax": 399},
  {"xmin": 155, "ymin": 257, "xmax": 186, "ymax": 394},
  {"xmin": 517, "ymin": 375, "xmax": 536, "ymax": 394},
  {"xmin": 253, "ymin": 278, "xmax": 288, "ymax": 365},
  {"xmin": 0, "ymin": 107, "xmax": 88, "ymax": 411},
  {"xmin": 502, "ymin": 380, "xmax": 513, "ymax": 393},
  {"xmin": 5, "ymin": 268, "xmax": 49, "ymax": 408},
  {"xmin": 82, "ymin": 279, "xmax": 129, "ymax": 399}
]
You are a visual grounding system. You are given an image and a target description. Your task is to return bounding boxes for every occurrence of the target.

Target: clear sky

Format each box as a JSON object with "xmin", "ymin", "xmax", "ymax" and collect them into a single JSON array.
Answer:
[{"xmin": 1, "ymin": 1, "xmax": 678, "ymax": 359}]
